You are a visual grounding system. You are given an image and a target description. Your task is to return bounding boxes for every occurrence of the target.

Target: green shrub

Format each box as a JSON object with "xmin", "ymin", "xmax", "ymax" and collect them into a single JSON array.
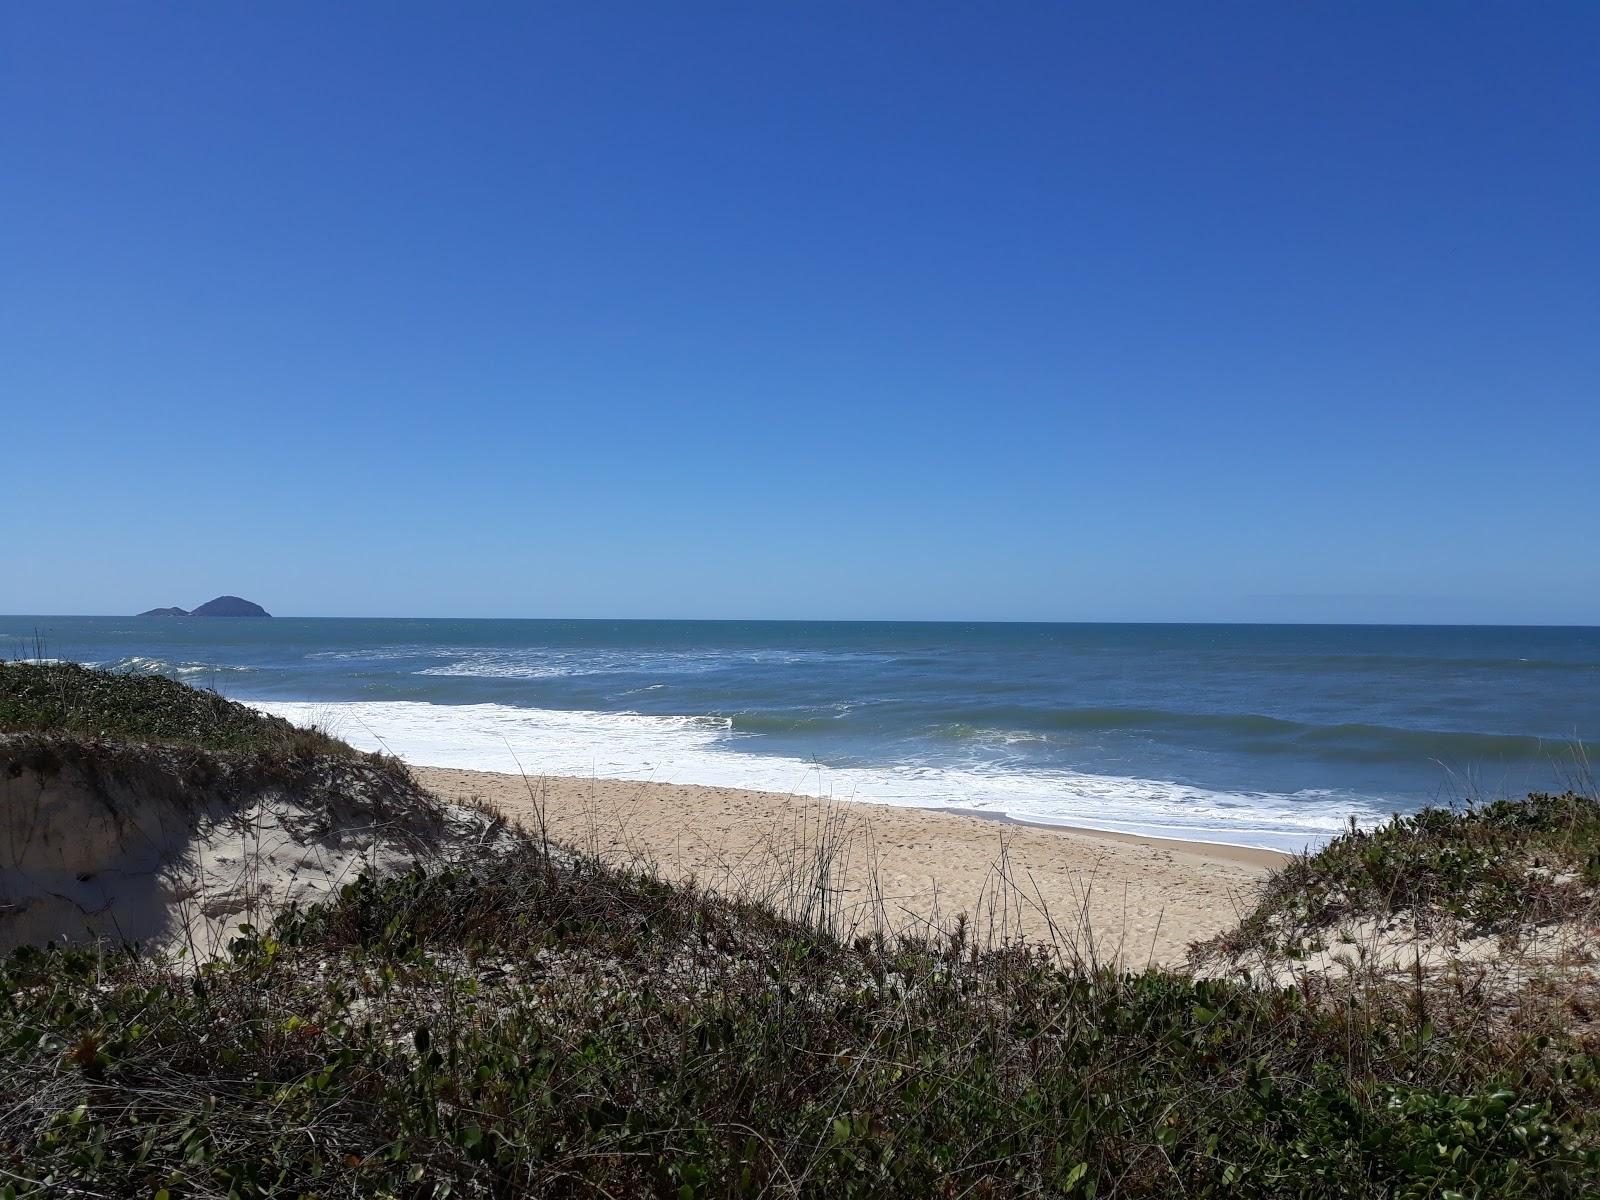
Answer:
[
  {"xmin": 0, "ymin": 659, "xmax": 363, "ymax": 761},
  {"xmin": 2, "ymin": 849, "xmax": 1596, "ymax": 1198},
  {"xmin": 1216, "ymin": 792, "xmax": 1600, "ymax": 958}
]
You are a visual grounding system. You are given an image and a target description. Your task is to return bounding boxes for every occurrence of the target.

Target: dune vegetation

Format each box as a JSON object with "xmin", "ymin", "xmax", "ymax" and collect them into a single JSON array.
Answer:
[
  {"xmin": 0, "ymin": 660, "xmax": 361, "ymax": 763},
  {"xmin": 1, "ymin": 663, "xmax": 1597, "ymax": 1198}
]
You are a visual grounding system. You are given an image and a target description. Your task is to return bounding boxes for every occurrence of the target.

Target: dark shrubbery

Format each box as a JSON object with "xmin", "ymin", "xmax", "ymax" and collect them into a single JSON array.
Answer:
[{"xmin": 3, "ymin": 846, "xmax": 1597, "ymax": 1199}]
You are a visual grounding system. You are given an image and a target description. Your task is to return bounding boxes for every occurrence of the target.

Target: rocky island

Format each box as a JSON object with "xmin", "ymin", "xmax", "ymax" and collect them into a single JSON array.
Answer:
[{"xmin": 138, "ymin": 595, "xmax": 271, "ymax": 618}]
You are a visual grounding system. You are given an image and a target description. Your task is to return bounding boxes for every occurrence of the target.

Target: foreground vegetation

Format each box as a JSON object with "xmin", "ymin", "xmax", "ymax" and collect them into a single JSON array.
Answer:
[
  {"xmin": 2, "ymin": 661, "xmax": 1598, "ymax": 1197},
  {"xmin": 4, "ymin": 846, "xmax": 1597, "ymax": 1199}
]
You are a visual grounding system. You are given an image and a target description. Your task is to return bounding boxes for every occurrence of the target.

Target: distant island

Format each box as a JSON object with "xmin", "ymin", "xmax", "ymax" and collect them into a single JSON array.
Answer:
[{"xmin": 138, "ymin": 595, "xmax": 271, "ymax": 618}]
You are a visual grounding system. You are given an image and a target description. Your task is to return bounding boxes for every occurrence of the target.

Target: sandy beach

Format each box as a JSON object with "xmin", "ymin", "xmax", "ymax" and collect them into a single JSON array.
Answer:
[{"xmin": 414, "ymin": 766, "xmax": 1286, "ymax": 967}]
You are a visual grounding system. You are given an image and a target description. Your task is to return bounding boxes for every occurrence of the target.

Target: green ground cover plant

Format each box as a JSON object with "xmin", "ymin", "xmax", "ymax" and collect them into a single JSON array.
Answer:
[
  {"xmin": 0, "ymin": 659, "xmax": 377, "ymax": 764},
  {"xmin": 1212, "ymin": 790, "xmax": 1600, "ymax": 960},
  {"xmin": 4, "ymin": 845, "xmax": 1598, "ymax": 1197}
]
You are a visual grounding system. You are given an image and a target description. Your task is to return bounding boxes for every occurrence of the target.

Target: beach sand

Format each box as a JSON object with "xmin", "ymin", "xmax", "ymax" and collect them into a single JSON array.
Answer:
[{"xmin": 414, "ymin": 766, "xmax": 1286, "ymax": 967}]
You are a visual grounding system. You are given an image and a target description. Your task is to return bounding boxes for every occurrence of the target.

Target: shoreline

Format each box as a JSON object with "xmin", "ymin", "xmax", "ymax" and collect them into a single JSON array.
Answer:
[
  {"xmin": 249, "ymin": 698, "xmax": 1350, "ymax": 855},
  {"xmin": 938, "ymin": 805, "xmax": 1292, "ymax": 869},
  {"xmin": 415, "ymin": 766, "xmax": 1287, "ymax": 965}
]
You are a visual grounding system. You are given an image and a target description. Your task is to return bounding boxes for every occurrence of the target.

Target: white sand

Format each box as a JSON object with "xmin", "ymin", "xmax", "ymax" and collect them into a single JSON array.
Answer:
[{"xmin": 415, "ymin": 767, "xmax": 1286, "ymax": 967}]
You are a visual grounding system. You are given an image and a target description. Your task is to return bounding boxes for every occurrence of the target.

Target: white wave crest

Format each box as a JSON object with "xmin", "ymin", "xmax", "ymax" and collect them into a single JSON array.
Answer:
[
  {"xmin": 254, "ymin": 699, "xmax": 1382, "ymax": 853},
  {"xmin": 412, "ymin": 646, "xmax": 897, "ymax": 681},
  {"xmin": 98, "ymin": 656, "xmax": 253, "ymax": 676}
]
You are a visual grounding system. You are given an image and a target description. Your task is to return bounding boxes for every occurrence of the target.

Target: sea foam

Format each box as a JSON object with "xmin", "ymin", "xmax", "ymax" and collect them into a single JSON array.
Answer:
[{"xmin": 255, "ymin": 699, "xmax": 1383, "ymax": 852}]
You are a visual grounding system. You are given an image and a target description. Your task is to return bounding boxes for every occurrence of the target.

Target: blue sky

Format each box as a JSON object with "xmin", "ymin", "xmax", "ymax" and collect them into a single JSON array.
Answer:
[{"xmin": 4, "ymin": 3, "xmax": 1596, "ymax": 622}]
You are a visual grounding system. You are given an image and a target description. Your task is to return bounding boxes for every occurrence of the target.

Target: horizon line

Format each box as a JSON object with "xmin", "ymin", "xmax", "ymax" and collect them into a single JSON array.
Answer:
[{"xmin": 4, "ymin": 613, "xmax": 1597, "ymax": 630}]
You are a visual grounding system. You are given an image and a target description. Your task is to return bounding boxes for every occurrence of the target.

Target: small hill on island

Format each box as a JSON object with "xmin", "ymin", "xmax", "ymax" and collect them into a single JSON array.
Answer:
[
  {"xmin": 138, "ymin": 594, "xmax": 271, "ymax": 617},
  {"xmin": 191, "ymin": 594, "xmax": 270, "ymax": 617}
]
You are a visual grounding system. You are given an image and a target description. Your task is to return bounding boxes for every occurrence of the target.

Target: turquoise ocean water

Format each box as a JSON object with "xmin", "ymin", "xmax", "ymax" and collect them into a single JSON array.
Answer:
[{"xmin": 4, "ymin": 617, "xmax": 1596, "ymax": 851}]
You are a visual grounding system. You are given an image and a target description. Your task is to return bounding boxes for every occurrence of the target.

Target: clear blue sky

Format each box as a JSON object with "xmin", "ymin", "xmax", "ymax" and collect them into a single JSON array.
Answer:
[{"xmin": 5, "ymin": 3, "xmax": 1596, "ymax": 622}]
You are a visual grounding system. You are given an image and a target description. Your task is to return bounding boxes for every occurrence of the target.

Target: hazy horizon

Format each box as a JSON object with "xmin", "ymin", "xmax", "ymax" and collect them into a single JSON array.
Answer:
[{"xmin": 6, "ymin": 610, "xmax": 1597, "ymax": 630}]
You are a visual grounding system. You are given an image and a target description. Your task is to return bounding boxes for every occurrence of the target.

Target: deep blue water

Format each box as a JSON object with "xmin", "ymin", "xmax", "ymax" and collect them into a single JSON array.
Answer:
[{"xmin": 5, "ymin": 617, "xmax": 1596, "ymax": 850}]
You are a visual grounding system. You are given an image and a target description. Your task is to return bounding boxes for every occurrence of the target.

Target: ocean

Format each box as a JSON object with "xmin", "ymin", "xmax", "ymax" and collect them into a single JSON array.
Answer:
[{"xmin": 5, "ymin": 617, "xmax": 1595, "ymax": 852}]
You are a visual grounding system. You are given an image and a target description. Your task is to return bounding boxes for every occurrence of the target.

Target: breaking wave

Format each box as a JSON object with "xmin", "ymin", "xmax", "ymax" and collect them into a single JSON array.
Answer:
[{"xmin": 254, "ymin": 699, "xmax": 1387, "ymax": 853}]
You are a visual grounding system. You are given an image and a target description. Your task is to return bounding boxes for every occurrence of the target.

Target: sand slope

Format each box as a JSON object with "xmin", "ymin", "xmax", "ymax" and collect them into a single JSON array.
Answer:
[{"xmin": 0, "ymin": 736, "xmax": 509, "ymax": 957}]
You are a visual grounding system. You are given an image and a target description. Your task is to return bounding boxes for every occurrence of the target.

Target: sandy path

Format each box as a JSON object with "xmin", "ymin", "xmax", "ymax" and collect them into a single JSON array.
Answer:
[{"xmin": 414, "ymin": 767, "xmax": 1285, "ymax": 967}]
